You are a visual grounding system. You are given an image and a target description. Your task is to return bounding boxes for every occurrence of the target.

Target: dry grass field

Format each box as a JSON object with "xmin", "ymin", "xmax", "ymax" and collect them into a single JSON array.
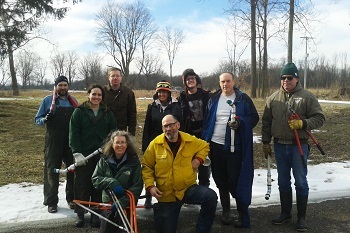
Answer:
[{"xmin": 0, "ymin": 88, "xmax": 349, "ymax": 186}]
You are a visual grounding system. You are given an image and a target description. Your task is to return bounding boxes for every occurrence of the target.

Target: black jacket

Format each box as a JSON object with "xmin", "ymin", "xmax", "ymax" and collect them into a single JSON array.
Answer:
[{"xmin": 142, "ymin": 97, "xmax": 182, "ymax": 152}]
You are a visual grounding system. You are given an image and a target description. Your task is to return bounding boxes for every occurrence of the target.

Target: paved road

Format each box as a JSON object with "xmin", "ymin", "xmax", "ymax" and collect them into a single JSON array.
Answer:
[{"xmin": 2, "ymin": 198, "xmax": 349, "ymax": 233}]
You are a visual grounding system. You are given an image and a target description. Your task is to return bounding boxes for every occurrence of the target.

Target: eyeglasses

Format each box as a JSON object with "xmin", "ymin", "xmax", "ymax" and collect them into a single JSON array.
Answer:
[
  {"xmin": 114, "ymin": 141, "xmax": 127, "ymax": 146},
  {"xmin": 162, "ymin": 121, "xmax": 178, "ymax": 129},
  {"xmin": 280, "ymin": 76, "xmax": 294, "ymax": 81},
  {"xmin": 186, "ymin": 77, "xmax": 196, "ymax": 81}
]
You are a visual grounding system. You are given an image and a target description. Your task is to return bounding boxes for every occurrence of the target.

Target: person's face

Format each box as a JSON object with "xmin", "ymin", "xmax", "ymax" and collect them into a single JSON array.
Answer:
[
  {"xmin": 162, "ymin": 116, "xmax": 180, "ymax": 142},
  {"xmin": 112, "ymin": 135, "xmax": 127, "ymax": 156},
  {"xmin": 281, "ymin": 75, "xmax": 298, "ymax": 93},
  {"xmin": 88, "ymin": 88, "xmax": 103, "ymax": 106},
  {"xmin": 157, "ymin": 90, "xmax": 169, "ymax": 103},
  {"xmin": 56, "ymin": 82, "xmax": 69, "ymax": 97},
  {"xmin": 185, "ymin": 75, "xmax": 197, "ymax": 90},
  {"xmin": 108, "ymin": 70, "xmax": 122, "ymax": 88},
  {"xmin": 219, "ymin": 73, "xmax": 235, "ymax": 95}
]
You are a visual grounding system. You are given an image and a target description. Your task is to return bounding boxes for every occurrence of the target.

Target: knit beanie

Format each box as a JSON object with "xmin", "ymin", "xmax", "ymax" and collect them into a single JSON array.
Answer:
[
  {"xmin": 54, "ymin": 75, "xmax": 69, "ymax": 86},
  {"xmin": 280, "ymin": 62, "xmax": 299, "ymax": 78},
  {"xmin": 156, "ymin": 80, "xmax": 171, "ymax": 92},
  {"xmin": 182, "ymin": 68, "xmax": 202, "ymax": 87}
]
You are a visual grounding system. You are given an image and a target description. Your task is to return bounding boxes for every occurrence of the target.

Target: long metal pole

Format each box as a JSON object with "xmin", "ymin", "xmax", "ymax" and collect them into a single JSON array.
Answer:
[{"xmin": 300, "ymin": 36, "xmax": 312, "ymax": 89}]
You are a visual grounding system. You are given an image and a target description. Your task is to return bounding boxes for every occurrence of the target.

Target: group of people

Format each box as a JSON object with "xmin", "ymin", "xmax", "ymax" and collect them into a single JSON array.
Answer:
[{"xmin": 35, "ymin": 62, "xmax": 325, "ymax": 233}]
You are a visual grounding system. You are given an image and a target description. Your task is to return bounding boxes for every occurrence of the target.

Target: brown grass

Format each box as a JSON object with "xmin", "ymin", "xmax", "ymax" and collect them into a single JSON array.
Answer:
[{"xmin": 0, "ymin": 89, "xmax": 349, "ymax": 186}]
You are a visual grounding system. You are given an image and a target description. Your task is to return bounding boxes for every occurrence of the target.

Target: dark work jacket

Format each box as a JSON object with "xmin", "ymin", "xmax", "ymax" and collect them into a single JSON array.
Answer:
[
  {"xmin": 103, "ymin": 84, "xmax": 137, "ymax": 136},
  {"xmin": 142, "ymin": 97, "xmax": 182, "ymax": 152},
  {"xmin": 92, "ymin": 151, "xmax": 143, "ymax": 209},
  {"xmin": 69, "ymin": 101, "xmax": 116, "ymax": 160}
]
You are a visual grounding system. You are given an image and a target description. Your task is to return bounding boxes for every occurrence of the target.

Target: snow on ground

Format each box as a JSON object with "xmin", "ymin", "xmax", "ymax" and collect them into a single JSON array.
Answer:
[{"xmin": 1, "ymin": 161, "xmax": 350, "ymax": 224}]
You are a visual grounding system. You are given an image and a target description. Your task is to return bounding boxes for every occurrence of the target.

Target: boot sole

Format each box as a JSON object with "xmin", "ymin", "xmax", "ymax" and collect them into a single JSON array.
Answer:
[{"xmin": 272, "ymin": 218, "xmax": 292, "ymax": 225}]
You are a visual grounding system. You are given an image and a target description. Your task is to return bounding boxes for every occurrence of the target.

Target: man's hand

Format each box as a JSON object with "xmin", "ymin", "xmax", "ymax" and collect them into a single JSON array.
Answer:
[
  {"xmin": 288, "ymin": 119, "xmax": 303, "ymax": 130},
  {"xmin": 228, "ymin": 119, "xmax": 239, "ymax": 130},
  {"xmin": 191, "ymin": 158, "xmax": 201, "ymax": 171},
  {"xmin": 263, "ymin": 144, "xmax": 271, "ymax": 159},
  {"xmin": 43, "ymin": 112, "xmax": 54, "ymax": 123},
  {"xmin": 149, "ymin": 186, "xmax": 163, "ymax": 199}
]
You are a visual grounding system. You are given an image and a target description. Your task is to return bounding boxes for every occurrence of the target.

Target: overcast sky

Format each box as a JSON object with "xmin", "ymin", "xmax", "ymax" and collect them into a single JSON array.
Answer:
[{"xmin": 24, "ymin": 0, "xmax": 350, "ymax": 79}]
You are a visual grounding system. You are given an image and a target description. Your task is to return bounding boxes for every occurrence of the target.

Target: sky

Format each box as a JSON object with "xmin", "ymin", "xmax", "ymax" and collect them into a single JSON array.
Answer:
[
  {"xmin": 22, "ymin": 0, "xmax": 350, "ymax": 80},
  {"xmin": 1, "ymin": 160, "xmax": 350, "ymax": 226}
]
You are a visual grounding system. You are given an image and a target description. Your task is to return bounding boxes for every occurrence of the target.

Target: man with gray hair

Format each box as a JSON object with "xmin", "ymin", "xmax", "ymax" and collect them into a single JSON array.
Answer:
[{"xmin": 142, "ymin": 114, "xmax": 217, "ymax": 233}]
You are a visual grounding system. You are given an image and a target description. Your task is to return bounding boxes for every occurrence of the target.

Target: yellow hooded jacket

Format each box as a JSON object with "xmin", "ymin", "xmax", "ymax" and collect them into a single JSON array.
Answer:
[{"xmin": 142, "ymin": 131, "xmax": 209, "ymax": 202}]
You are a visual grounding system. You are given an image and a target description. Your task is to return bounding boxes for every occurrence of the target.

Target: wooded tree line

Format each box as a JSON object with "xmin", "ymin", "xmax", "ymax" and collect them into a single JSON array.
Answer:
[{"xmin": 1, "ymin": 0, "xmax": 348, "ymax": 96}]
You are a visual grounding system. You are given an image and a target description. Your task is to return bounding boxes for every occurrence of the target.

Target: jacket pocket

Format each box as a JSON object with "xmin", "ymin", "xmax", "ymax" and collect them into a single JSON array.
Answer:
[{"xmin": 155, "ymin": 154, "xmax": 169, "ymax": 169}]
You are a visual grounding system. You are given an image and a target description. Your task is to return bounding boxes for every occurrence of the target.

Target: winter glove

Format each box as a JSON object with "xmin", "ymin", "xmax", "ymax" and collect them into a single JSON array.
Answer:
[
  {"xmin": 113, "ymin": 185, "xmax": 125, "ymax": 195},
  {"xmin": 43, "ymin": 112, "xmax": 54, "ymax": 123},
  {"xmin": 263, "ymin": 144, "xmax": 271, "ymax": 159},
  {"xmin": 288, "ymin": 119, "xmax": 303, "ymax": 130},
  {"xmin": 228, "ymin": 119, "xmax": 239, "ymax": 130},
  {"xmin": 73, "ymin": 153, "xmax": 88, "ymax": 166}
]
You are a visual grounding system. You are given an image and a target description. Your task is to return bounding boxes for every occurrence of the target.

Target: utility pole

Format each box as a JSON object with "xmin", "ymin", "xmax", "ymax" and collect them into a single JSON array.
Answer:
[{"xmin": 300, "ymin": 36, "xmax": 312, "ymax": 89}]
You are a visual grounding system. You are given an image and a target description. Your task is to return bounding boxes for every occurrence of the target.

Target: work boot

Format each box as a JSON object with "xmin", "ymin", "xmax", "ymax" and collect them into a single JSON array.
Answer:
[
  {"xmin": 234, "ymin": 201, "xmax": 250, "ymax": 228},
  {"xmin": 296, "ymin": 195, "xmax": 308, "ymax": 232},
  {"xmin": 272, "ymin": 191, "xmax": 292, "ymax": 225},
  {"xmin": 75, "ymin": 213, "xmax": 85, "ymax": 228},
  {"xmin": 48, "ymin": 205, "xmax": 57, "ymax": 213},
  {"xmin": 233, "ymin": 211, "xmax": 243, "ymax": 228},
  {"xmin": 68, "ymin": 202, "xmax": 75, "ymax": 210},
  {"xmin": 221, "ymin": 210, "xmax": 231, "ymax": 225},
  {"xmin": 219, "ymin": 189, "xmax": 232, "ymax": 225}
]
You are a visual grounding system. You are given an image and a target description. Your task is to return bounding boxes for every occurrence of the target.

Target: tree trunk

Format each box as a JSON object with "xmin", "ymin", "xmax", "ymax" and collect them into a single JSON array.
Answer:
[
  {"xmin": 261, "ymin": 0, "xmax": 269, "ymax": 98},
  {"xmin": 287, "ymin": 0, "xmax": 295, "ymax": 62},
  {"xmin": 7, "ymin": 39, "xmax": 19, "ymax": 96},
  {"xmin": 250, "ymin": 0, "xmax": 257, "ymax": 98}
]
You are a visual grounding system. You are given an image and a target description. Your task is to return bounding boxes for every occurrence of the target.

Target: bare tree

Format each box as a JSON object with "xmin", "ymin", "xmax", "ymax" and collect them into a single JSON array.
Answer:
[
  {"xmin": 157, "ymin": 26, "xmax": 185, "ymax": 83},
  {"xmin": 50, "ymin": 51, "xmax": 67, "ymax": 78},
  {"xmin": 79, "ymin": 53, "xmax": 103, "ymax": 88},
  {"xmin": 16, "ymin": 51, "xmax": 39, "ymax": 88},
  {"xmin": 95, "ymin": 1, "xmax": 157, "ymax": 82},
  {"xmin": 224, "ymin": 17, "xmax": 250, "ymax": 76},
  {"xmin": 136, "ymin": 54, "xmax": 163, "ymax": 90},
  {"xmin": 66, "ymin": 51, "xmax": 79, "ymax": 83},
  {"xmin": 0, "ymin": 0, "xmax": 81, "ymax": 95},
  {"xmin": 34, "ymin": 57, "xmax": 47, "ymax": 86}
]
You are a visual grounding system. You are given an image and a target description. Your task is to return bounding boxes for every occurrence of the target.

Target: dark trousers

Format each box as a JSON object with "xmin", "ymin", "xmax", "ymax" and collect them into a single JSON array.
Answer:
[
  {"xmin": 74, "ymin": 159, "xmax": 101, "ymax": 214},
  {"xmin": 209, "ymin": 141, "xmax": 242, "ymax": 196},
  {"xmin": 154, "ymin": 185, "xmax": 217, "ymax": 233},
  {"xmin": 198, "ymin": 164, "xmax": 211, "ymax": 187},
  {"xmin": 43, "ymin": 147, "xmax": 74, "ymax": 206}
]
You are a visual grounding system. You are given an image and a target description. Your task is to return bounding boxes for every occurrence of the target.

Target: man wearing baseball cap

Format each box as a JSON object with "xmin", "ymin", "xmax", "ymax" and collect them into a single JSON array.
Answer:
[{"xmin": 35, "ymin": 75, "xmax": 79, "ymax": 213}]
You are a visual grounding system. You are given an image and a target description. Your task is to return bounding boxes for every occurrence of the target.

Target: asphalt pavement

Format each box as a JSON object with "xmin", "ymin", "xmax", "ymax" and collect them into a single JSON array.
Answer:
[{"xmin": 2, "ymin": 198, "xmax": 349, "ymax": 233}]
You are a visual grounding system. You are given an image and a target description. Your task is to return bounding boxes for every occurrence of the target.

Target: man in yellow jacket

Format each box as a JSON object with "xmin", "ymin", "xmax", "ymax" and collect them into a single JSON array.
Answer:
[{"xmin": 142, "ymin": 114, "xmax": 218, "ymax": 233}]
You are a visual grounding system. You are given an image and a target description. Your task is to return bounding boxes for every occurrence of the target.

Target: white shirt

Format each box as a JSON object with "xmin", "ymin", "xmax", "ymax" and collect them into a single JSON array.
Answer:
[{"xmin": 211, "ymin": 93, "xmax": 236, "ymax": 145}]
